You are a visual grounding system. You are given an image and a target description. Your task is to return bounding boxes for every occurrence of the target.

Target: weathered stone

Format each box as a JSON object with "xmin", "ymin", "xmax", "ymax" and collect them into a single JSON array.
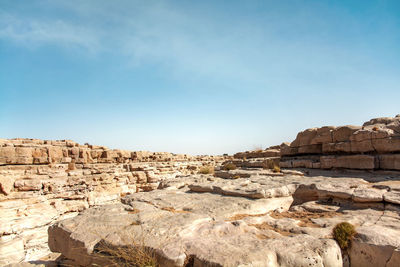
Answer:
[
  {"xmin": 352, "ymin": 188, "xmax": 384, "ymax": 202},
  {"xmin": 14, "ymin": 179, "xmax": 43, "ymax": 191},
  {"xmin": 283, "ymin": 115, "xmax": 400, "ymax": 171},
  {"xmin": 0, "ymin": 236, "xmax": 25, "ymax": 266},
  {"xmin": 48, "ymin": 192, "xmax": 343, "ymax": 267},
  {"xmin": 363, "ymin": 117, "xmax": 398, "ymax": 126},
  {"xmin": 332, "ymin": 125, "xmax": 361, "ymax": 142},
  {"xmin": 47, "ymin": 171, "xmax": 400, "ymax": 267},
  {"xmin": 310, "ymin": 126, "xmax": 335, "ymax": 144},
  {"xmin": 291, "ymin": 128, "xmax": 318, "ymax": 147},
  {"xmin": 334, "ymin": 141, "xmax": 352, "ymax": 153},
  {"xmin": 350, "ymin": 139, "xmax": 374, "ymax": 153},
  {"xmin": 350, "ymin": 225, "xmax": 400, "ymax": 267},
  {"xmin": 297, "ymin": 144, "xmax": 322, "ymax": 154},
  {"xmin": 234, "ymin": 149, "xmax": 280, "ymax": 159},
  {"xmin": 320, "ymin": 156, "xmax": 337, "ymax": 169},
  {"xmin": 0, "ymin": 147, "xmax": 16, "ymax": 164},
  {"xmin": 132, "ymin": 171, "xmax": 147, "ymax": 183},
  {"xmin": 372, "ymin": 137, "xmax": 400, "ymax": 153},
  {"xmin": 0, "ymin": 175, "xmax": 15, "ymax": 195},
  {"xmin": 379, "ymin": 154, "xmax": 400, "ymax": 170},
  {"xmin": 0, "ymin": 138, "xmax": 228, "ymax": 265},
  {"xmin": 335, "ymin": 155, "xmax": 375, "ymax": 169},
  {"xmin": 47, "ymin": 146, "xmax": 63, "ymax": 163}
]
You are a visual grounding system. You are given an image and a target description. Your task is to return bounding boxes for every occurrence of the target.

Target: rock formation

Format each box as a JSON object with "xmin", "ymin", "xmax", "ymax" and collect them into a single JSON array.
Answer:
[
  {"xmin": 0, "ymin": 139, "xmax": 226, "ymax": 265},
  {"xmin": 280, "ymin": 115, "xmax": 400, "ymax": 170},
  {"xmin": 48, "ymin": 170, "xmax": 400, "ymax": 266},
  {"xmin": 219, "ymin": 146, "xmax": 281, "ymax": 170},
  {"xmin": 2, "ymin": 115, "xmax": 400, "ymax": 267}
]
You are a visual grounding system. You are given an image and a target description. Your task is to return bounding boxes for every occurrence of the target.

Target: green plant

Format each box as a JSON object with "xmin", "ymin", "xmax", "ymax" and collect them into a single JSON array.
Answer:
[
  {"xmin": 198, "ymin": 166, "xmax": 214, "ymax": 175},
  {"xmin": 332, "ymin": 222, "xmax": 357, "ymax": 250},
  {"xmin": 223, "ymin": 163, "xmax": 237, "ymax": 171}
]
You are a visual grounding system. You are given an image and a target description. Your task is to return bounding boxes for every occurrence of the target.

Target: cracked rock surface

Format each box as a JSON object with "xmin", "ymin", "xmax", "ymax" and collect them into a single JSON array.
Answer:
[{"xmin": 48, "ymin": 171, "xmax": 400, "ymax": 267}]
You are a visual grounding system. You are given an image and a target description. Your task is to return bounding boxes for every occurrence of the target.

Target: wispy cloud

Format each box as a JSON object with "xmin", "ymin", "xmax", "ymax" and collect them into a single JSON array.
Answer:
[
  {"xmin": 0, "ymin": 1, "xmax": 396, "ymax": 91},
  {"xmin": 0, "ymin": 13, "xmax": 101, "ymax": 52}
]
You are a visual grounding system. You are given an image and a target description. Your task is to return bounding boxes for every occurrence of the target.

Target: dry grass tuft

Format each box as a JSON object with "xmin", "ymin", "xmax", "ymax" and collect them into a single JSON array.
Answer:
[
  {"xmin": 249, "ymin": 222, "xmax": 294, "ymax": 237},
  {"xmin": 198, "ymin": 165, "xmax": 214, "ymax": 175},
  {"xmin": 223, "ymin": 163, "xmax": 237, "ymax": 171},
  {"xmin": 264, "ymin": 159, "xmax": 280, "ymax": 172},
  {"xmin": 273, "ymin": 165, "xmax": 281, "ymax": 173},
  {"xmin": 93, "ymin": 240, "xmax": 158, "ymax": 267},
  {"xmin": 227, "ymin": 213, "xmax": 268, "ymax": 221},
  {"xmin": 128, "ymin": 209, "xmax": 140, "ymax": 214},
  {"xmin": 161, "ymin": 207, "xmax": 190, "ymax": 213},
  {"xmin": 270, "ymin": 210, "xmax": 341, "ymax": 228}
]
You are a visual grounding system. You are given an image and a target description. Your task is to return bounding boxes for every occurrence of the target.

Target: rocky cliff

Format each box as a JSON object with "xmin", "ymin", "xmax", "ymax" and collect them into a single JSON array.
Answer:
[
  {"xmin": 280, "ymin": 115, "xmax": 400, "ymax": 170},
  {"xmin": 0, "ymin": 138, "xmax": 226, "ymax": 265}
]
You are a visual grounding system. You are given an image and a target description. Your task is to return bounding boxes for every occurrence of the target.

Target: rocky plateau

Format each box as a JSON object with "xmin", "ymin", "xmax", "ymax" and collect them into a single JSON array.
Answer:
[{"xmin": 1, "ymin": 115, "xmax": 400, "ymax": 267}]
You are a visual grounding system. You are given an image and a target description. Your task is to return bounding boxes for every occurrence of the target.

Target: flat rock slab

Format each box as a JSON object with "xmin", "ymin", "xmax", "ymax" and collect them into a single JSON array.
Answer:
[
  {"xmin": 182, "ymin": 174, "xmax": 400, "ymax": 205},
  {"xmin": 48, "ymin": 190, "xmax": 342, "ymax": 267},
  {"xmin": 48, "ymin": 172, "xmax": 400, "ymax": 267}
]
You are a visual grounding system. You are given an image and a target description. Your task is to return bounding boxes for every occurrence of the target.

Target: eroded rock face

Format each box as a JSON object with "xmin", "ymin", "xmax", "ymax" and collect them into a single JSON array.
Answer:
[
  {"xmin": 280, "ymin": 115, "xmax": 400, "ymax": 171},
  {"xmin": 3, "ymin": 128, "xmax": 400, "ymax": 266},
  {"xmin": 0, "ymin": 138, "xmax": 227, "ymax": 266},
  {"xmin": 48, "ymin": 170, "xmax": 400, "ymax": 267}
]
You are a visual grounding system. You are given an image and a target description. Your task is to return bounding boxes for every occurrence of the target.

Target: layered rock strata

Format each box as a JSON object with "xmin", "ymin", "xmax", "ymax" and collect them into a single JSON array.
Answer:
[
  {"xmin": 222, "ymin": 146, "xmax": 281, "ymax": 170},
  {"xmin": 281, "ymin": 115, "xmax": 400, "ymax": 170},
  {"xmin": 0, "ymin": 139, "xmax": 226, "ymax": 266}
]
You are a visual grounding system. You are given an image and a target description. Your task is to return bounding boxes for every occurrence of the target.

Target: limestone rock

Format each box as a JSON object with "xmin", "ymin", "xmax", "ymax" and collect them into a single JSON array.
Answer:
[
  {"xmin": 0, "ymin": 138, "xmax": 227, "ymax": 265},
  {"xmin": 282, "ymin": 115, "xmax": 400, "ymax": 171}
]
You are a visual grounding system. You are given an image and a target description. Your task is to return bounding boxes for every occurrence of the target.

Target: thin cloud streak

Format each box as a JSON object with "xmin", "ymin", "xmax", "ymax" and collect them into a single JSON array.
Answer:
[
  {"xmin": 0, "ymin": 14, "xmax": 101, "ymax": 52},
  {"xmin": 0, "ymin": 1, "xmax": 384, "ymax": 91}
]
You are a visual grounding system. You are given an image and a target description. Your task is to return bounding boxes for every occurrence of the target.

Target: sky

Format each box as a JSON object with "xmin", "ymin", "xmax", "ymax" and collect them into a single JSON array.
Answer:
[{"xmin": 1, "ymin": 0, "xmax": 399, "ymax": 155}]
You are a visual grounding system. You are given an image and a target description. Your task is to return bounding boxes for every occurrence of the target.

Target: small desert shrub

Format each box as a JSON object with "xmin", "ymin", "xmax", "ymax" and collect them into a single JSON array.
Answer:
[
  {"xmin": 223, "ymin": 163, "xmax": 237, "ymax": 171},
  {"xmin": 273, "ymin": 165, "xmax": 281, "ymax": 173},
  {"xmin": 198, "ymin": 166, "xmax": 214, "ymax": 174},
  {"xmin": 332, "ymin": 222, "xmax": 357, "ymax": 250}
]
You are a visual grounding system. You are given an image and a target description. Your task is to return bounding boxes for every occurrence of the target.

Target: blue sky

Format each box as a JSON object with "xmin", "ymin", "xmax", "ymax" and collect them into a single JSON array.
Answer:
[{"xmin": 1, "ymin": 0, "xmax": 399, "ymax": 155}]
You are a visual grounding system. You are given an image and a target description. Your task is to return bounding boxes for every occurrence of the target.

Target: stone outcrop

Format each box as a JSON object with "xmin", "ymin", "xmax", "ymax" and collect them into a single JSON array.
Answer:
[
  {"xmin": 3, "ymin": 115, "xmax": 400, "ymax": 266},
  {"xmin": 280, "ymin": 115, "xmax": 400, "ymax": 170},
  {"xmin": 0, "ymin": 139, "xmax": 226, "ymax": 266},
  {"xmin": 0, "ymin": 138, "xmax": 219, "ymax": 166},
  {"xmin": 221, "ymin": 146, "xmax": 281, "ymax": 171},
  {"xmin": 48, "ymin": 169, "xmax": 400, "ymax": 267},
  {"xmin": 234, "ymin": 146, "xmax": 281, "ymax": 160}
]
